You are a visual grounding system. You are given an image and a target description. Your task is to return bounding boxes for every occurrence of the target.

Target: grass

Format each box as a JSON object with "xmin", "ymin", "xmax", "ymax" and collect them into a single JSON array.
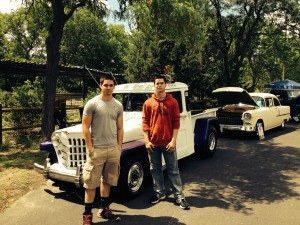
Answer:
[
  {"xmin": 0, "ymin": 147, "xmax": 48, "ymax": 212},
  {"xmin": 0, "ymin": 103, "xmax": 83, "ymax": 213}
]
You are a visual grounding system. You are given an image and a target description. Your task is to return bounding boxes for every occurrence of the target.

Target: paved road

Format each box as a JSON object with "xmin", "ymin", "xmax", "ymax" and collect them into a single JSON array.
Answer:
[{"xmin": 0, "ymin": 124, "xmax": 299, "ymax": 225}]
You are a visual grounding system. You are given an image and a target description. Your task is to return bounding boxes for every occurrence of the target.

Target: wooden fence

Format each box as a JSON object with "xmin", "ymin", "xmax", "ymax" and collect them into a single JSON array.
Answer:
[{"xmin": 0, "ymin": 104, "xmax": 82, "ymax": 145}]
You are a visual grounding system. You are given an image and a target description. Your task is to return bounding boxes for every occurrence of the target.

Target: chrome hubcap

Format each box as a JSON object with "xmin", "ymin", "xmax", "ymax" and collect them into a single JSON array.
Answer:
[
  {"xmin": 127, "ymin": 162, "xmax": 144, "ymax": 193},
  {"xmin": 208, "ymin": 132, "xmax": 216, "ymax": 151}
]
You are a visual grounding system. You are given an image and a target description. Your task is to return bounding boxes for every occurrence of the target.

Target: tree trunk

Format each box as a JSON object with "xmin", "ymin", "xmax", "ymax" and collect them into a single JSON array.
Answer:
[{"xmin": 41, "ymin": 4, "xmax": 65, "ymax": 141}]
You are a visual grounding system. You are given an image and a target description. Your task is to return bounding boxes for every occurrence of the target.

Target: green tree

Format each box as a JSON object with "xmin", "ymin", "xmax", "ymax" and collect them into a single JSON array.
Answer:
[
  {"xmin": 207, "ymin": 0, "xmax": 300, "ymax": 87},
  {"xmin": 3, "ymin": 4, "xmax": 49, "ymax": 61},
  {"xmin": 21, "ymin": 0, "xmax": 107, "ymax": 140},
  {"xmin": 125, "ymin": 0, "xmax": 211, "ymax": 98},
  {"xmin": 60, "ymin": 9, "xmax": 128, "ymax": 73},
  {"xmin": 0, "ymin": 14, "xmax": 6, "ymax": 59},
  {"xmin": 59, "ymin": 8, "xmax": 128, "ymax": 92}
]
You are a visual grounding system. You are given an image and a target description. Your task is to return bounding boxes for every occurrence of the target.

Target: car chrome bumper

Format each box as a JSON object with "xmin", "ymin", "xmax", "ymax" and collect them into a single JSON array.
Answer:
[
  {"xmin": 220, "ymin": 124, "xmax": 255, "ymax": 132},
  {"xmin": 34, "ymin": 159, "xmax": 83, "ymax": 187}
]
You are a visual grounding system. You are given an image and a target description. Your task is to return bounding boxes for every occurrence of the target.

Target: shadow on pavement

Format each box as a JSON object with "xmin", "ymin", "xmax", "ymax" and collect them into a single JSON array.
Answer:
[
  {"xmin": 42, "ymin": 124, "xmax": 300, "ymax": 215},
  {"xmin": 176, "ymin": 124, "xmax": 300, "ymax": 214},
  {"xmin": 43, "ymin": 181, "xmax": 85, "ymax": 205},
  {"xmin": 92, "ymin": 215, "xmax": 186, "ymax": 225}
]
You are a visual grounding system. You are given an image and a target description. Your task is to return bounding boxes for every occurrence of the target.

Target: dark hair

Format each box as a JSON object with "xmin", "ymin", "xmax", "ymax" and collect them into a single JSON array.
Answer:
[
  {"xmin": 100, "ymin": 73, "xmax": 117, "ymax": 85},
  {"xmin": 153, "ymin": 74, "xmax": 167, "ymax": 84}
]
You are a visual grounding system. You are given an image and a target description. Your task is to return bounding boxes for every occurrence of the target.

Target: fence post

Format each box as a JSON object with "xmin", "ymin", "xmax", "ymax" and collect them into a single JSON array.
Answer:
[{"xmin": 0, "ymin": 104, "xmax": 2, "ymax": 146}]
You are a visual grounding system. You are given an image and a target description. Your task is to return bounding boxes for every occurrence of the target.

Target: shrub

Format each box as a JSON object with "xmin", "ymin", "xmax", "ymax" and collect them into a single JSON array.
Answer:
[{"xmin": 5, "ymin": 77, "xmax": 43, "ymax": 146}]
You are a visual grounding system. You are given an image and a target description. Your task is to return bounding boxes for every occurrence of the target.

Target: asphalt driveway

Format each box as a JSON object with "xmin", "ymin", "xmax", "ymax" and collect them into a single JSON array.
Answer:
[{"xmin": 0, "ymin": 124, "xmax": 299, "ymax": 225}]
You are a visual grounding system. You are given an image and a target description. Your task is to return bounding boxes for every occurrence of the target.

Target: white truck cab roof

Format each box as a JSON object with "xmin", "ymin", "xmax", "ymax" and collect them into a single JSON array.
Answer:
[{"xmin": 114, "ymin": 82, "xmax": 188, "ymax": 94}]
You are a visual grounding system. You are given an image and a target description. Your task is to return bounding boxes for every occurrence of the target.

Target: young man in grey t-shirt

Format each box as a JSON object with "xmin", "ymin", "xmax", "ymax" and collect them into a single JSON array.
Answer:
[{"xmin": 82, "ymin": 74, "xmax": 123, "ymax": 225}]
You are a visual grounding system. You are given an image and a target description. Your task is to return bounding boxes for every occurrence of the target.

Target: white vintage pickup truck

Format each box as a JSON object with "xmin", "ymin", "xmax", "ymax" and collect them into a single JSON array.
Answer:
[{"xmin": 34, "ymin": 82, "xmax": 219, "ymax": 197}]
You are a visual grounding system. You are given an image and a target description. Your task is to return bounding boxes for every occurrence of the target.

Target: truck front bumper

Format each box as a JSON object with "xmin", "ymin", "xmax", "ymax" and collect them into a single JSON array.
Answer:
[{"xmin": 34, "ymin": 159, "xmax": 83, "ymax": 187}]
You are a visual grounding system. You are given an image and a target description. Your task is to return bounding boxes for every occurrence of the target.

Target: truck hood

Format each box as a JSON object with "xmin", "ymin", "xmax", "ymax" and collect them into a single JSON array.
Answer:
[
  {"xmin": 212, "ymin": 87, "xmax": 258, "ymax": 107},
  {"xmin": 54, "ymin": 112, "xmax": 143, "ymax": 143}
]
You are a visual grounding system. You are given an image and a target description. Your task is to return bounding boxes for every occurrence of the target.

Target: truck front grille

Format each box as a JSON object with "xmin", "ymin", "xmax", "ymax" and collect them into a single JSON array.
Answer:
[{"xmin": 62, "ymin": 138, "xmax": 87, "ymax": 168}]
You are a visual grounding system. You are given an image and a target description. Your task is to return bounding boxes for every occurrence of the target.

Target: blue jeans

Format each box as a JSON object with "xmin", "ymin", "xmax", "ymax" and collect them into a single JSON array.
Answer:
[{"xmin": 148, "ymin": 146, "xmax": 184, "ymax": 199}]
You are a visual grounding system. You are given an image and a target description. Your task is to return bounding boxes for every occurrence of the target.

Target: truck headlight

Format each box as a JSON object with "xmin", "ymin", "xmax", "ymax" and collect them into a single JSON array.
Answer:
[
  {"xmin": 52, "ymin": 133, "xmax": 61, "ymax": 147},
  {"xmin": 244, "ymin": 113, "xmax": 252, "ymax": 120}
]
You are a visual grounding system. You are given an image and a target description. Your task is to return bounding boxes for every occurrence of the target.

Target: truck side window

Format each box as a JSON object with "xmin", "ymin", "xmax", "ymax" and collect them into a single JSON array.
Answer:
[{"xmin": 170, "ymin": 91, "xmax": 183, "ymax": 113}]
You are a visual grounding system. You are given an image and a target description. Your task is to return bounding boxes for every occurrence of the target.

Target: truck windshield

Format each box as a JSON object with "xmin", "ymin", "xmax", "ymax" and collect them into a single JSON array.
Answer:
[
  {"xmin": 114, "ymin": 91, "xmax": 183, "ymax": 112},
  {"xmin": 114, "ymin": 93, "xmax": 150, "ymax": 111}
]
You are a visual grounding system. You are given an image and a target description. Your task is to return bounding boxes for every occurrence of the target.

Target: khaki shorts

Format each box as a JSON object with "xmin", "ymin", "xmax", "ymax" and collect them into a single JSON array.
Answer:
[{"xmin": 83, "ymin": 145, "xmax": 121, "ymax": 189}]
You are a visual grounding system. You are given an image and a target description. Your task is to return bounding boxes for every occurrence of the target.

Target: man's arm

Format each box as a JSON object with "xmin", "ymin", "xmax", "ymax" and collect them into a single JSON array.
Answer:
[
  {"xmin": 142, "ymin": 103, "xmax": 153, "ymax": 151},
  {"xmin": 166, "ymin": 128, "xmax": 178, "ymax": 152},
  {"xmin": 82, "ymin": 115, "xmax": 93, "ymax": 151},
  {"xmin": 116, "ymin": 116, "xmax": 124, "ymax": 147},
  {"xmin": 143, "ymin": 130, "xmax": 153, "ymax": 152},
  {"xmin": 166, "ymin": 100, "xmax": 180, "ymax": 152}
]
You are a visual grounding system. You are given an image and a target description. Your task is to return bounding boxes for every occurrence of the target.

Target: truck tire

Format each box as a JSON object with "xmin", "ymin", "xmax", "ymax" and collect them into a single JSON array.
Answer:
[
  {"xmin": 118, "ymin": 157, "xmax": 146, "ymax": 198},
  {"xmin": 195, "ymin": 125, "xmax": 217, "ymax": 158}
]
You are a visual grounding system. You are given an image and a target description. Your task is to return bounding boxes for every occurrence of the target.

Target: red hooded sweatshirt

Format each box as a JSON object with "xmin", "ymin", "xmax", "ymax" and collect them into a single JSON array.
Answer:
[{"xmin": 142, "ymin": 93, "xmax": 180, "ymax": 146}]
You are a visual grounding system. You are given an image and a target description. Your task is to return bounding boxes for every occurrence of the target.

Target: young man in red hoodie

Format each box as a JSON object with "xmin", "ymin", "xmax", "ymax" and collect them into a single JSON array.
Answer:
[{"xmin": 142, "ymin": 74, "xmax": 190, "ymax": 210}]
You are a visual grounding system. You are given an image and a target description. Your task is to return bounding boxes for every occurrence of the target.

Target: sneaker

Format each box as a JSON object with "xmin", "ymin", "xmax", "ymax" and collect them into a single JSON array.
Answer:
[
  {"xmin": 149, "ymin": 194, "xmax": 166, "ymax": 204},
  {"xmin": 97, "ymin": 207, "xmax": 120, "ymax": 221},
  {"xmin": 83, "ymin": 213, "xmax": 93, "ymax": 225},
  {"xmin": 176, "ymin": 198, "xmax": 190, "ymax": 210}
]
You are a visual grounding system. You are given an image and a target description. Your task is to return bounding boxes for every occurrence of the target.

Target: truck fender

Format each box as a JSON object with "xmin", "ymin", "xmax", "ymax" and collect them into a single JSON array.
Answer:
[
  {"xmin": 40, "ymin": 141, "xmax": 58, "ymax": 164},
  {"xmin": 194, "ymin": 117, "xmax": 219, "ymax": 158},
  {"xmin": 118, "ymin": 140, "xmax": 150, "ymax": 198},
  {"xmin": 194, "ymin": 117, "xmax": 219, "ymax": 146}
]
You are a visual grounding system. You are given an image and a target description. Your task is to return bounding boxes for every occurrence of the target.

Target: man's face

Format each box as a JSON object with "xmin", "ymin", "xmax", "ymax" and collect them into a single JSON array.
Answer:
[
  {"xmin": 100, "ymin": 79, "xmax": 115, "ymax": 95},
  {"xmin": 154, "ymin": 78, "xmax": 166, "ymax": 93}
]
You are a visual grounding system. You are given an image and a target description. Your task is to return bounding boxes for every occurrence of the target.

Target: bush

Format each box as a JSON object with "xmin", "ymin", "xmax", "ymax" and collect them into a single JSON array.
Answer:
[{"xmin": 4, "ymin": 77, "xmax": 43, "ymax": 146}]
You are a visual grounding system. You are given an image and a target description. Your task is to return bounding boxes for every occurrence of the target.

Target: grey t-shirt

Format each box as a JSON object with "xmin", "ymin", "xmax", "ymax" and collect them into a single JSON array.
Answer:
[{"xmin": 83, "ymin": 95, "xmax": 123, "ymax": 147}]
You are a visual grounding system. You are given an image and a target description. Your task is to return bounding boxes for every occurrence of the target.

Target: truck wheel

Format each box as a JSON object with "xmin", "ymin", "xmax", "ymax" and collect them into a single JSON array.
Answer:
[
  {"xmin": 118, "ymin": 157, "xmax": 145, "ymax": 198},
  {"xmin": 195, "ymin": 126, "xmax": 217, "ymax": 158}
]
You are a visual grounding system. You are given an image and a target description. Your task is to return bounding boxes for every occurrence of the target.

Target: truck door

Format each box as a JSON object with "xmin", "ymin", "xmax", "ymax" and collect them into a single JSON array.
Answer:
[{"xmin": 171, "ymin": 91, "xmax": 192, "ymax": 160}]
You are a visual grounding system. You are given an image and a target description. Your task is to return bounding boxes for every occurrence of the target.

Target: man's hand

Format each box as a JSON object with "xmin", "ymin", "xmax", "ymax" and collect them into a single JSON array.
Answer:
[
  {"xmin": 145, "ymin": 141, "xmax": 154, "ymax": 153},
  {"xmin": 166, "ymin": 140, "xmax": 176, "ymax": 152},
  {"xmin": 87, "ymin": 146, "xmax": 94, "ymax": 158}
]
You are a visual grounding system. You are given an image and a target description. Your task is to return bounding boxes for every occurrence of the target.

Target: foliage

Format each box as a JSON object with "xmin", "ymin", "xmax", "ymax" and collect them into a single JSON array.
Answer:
[
  {"xmin": 125, "ymin": 0, "xmax": 211, "ymax": 98},
  {"xmin": 206, "ymin": 0, "xmax": 300, "ymax": 88},
  {"xmin": 4, "ymin": 78, "xmax": 43, "ymax": 146},
  {"xmin": 2, "ymin": 3, "xmax": 50, "ymax": 61},
  {"xmin": 7, "ymin": 77, "xmax": 43, "ymax": 108},
  {"xmin": 60, "ymin": 9, "xmax": 129, "ymax": 73},
  {"xmin": 13, "ymin": 0, "xmax": 109, "ymax": 140},
  {"xmin": 0, "ymin": 0, "xmax": 299, "ymax": 133},
  {"xmin": 0, "ymin": 14, "xmax": 7, "ymax": 59},
  {"xmin": 84, "ymin": 87, "xmax": 100, "ymax": 104}
]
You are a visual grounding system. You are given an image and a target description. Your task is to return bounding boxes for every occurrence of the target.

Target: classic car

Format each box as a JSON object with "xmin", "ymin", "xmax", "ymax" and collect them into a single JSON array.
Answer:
[{"xmin": 212, "ymin": 87, "xmax": 290, "ymax": 138}]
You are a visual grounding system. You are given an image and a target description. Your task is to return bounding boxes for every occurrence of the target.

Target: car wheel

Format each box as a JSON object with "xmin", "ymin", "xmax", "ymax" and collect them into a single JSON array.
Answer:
[
  {"xmin": 256, "ymin": 121, "xmax": 265, "ymax": 140},
  {"xmin": 280, "ymin": 120, "xmax": 286, "ymax": 129},
  {"xmin": 118, "ymin": 157, "xmax": 145, "ymax": 198},
  {"xmin": 195, "ymin": 125, "xmax": 217, "ymax": 158}
]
